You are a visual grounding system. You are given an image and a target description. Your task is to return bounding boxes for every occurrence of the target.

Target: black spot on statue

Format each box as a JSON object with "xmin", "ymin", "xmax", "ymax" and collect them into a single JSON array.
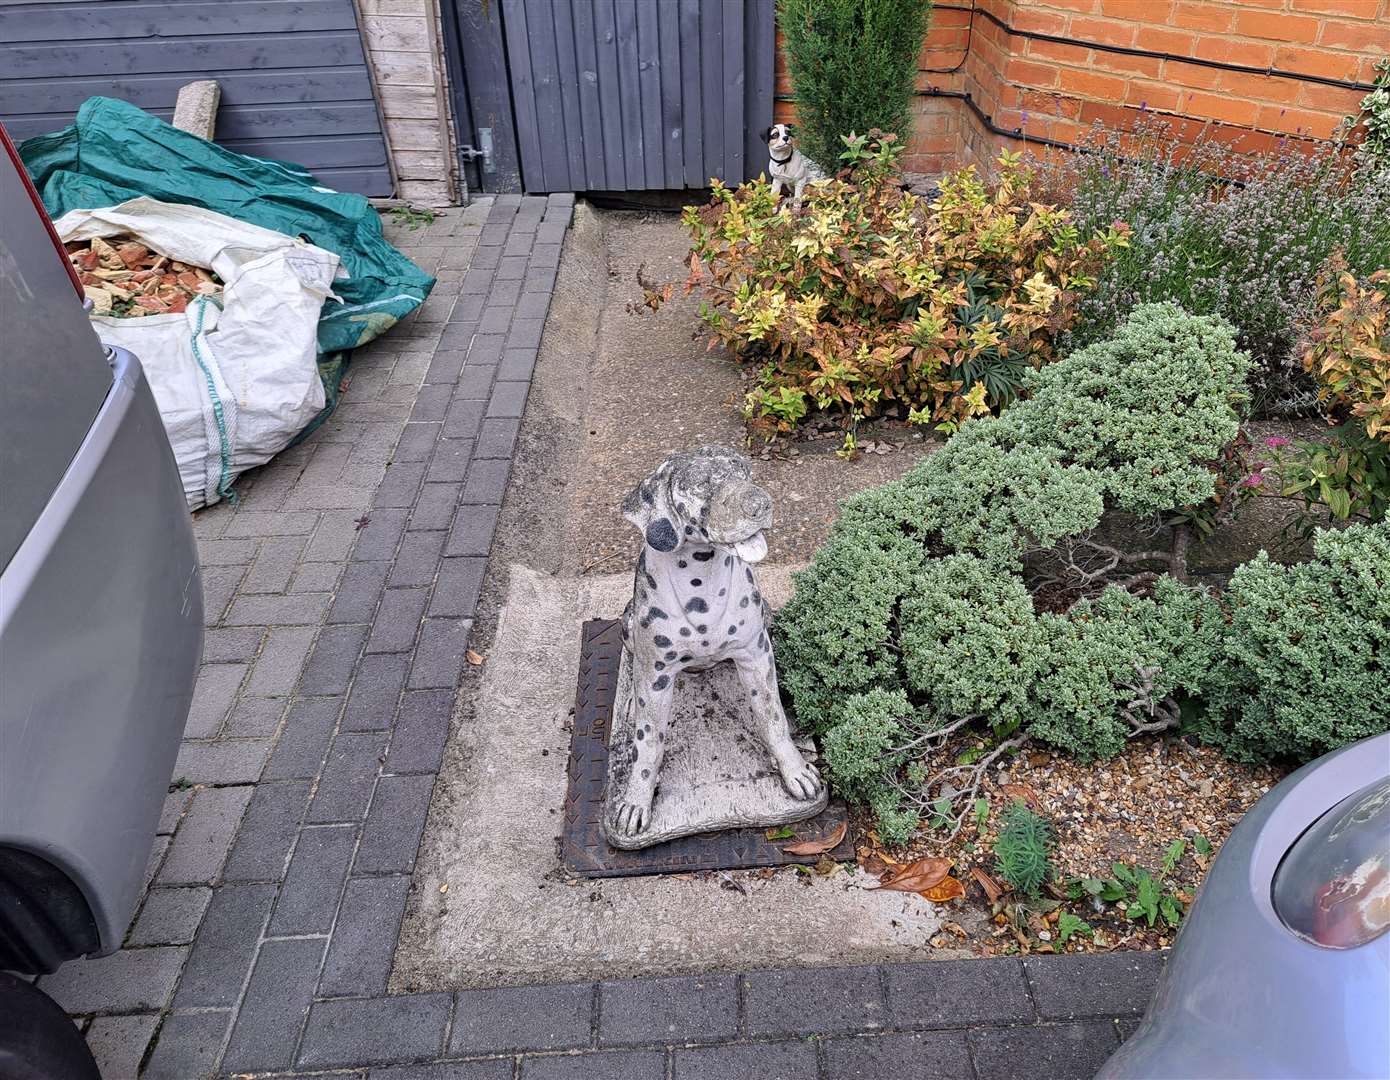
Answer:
[
  {"xmin": 677, "ymin": 560, "xmax": 688, "ymax": 569},
  {"xmin": 636, "ymin": 728, "xmax": 644, "ymax": 740},
  {"xmin": 678, "ymin": 627, "xmax": 691, "ymax": 637},
  {"xmin": 645, "ymin": 517, "xmax": 679, "ymax": 552},
  {"xmin": 644, "ymin": 571, "xmax": 656, "ymax": 589},
  {"xmin": 692, "ymin": 549, "xmax": 714, "ymax": 562},
  {"xmin": 718, "ymin": 588, "xmax": 726, "ymax": 597},
  {"xmin": 745, "ymin": 567, "xmax": 754, "ymax": 583},
  {"xmin": 697, "ymin": 624, "xmax": 707, "ymax": 633},
  {"xmin": 728, "ymin": 626, "xmax": 737, "ymax": 635},
  {"xmin": 684, "ymin": 524, "xmax": 694, "ymax": 535},
  {"xmin": 724, "ymin": 555, "xmax": 733, "ymax": 567},
  {"xmin": 665, "ymin": 650, "xmax": 677, "ymax": 661},
  {"xmin": 685, "ymin": 597, "xmax": 708, "ymax": 614},
  {"xmin": 653, "ymin": 634, "xmax": 672, "ymax": 648},
  {"xmin": 739, "ymin": 596, "xmax": 749, "ymax": 608},
  {"xmin": 652, "ymin": 675, "xmax": 670, "ymax": 691},
  {"xmin": 647, "ymin": 607, "xmax": 668, "ymax": 621},
  {"xmin": 641, "ymin": 769, "xmax": 650, "ymax": 780},
  {"xmin": 680, "ymin": 654, "xmax": 692, "ymax": 663},
  {"xmin": 654, "ymin": 661, "xmax": 665, "ymax": 671},
  {"xmin": 691, "ymin": 578, "xmax": 702, "ymax": 587}
]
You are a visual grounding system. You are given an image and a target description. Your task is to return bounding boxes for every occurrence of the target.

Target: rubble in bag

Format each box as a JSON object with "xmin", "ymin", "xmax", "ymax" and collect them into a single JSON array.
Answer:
[{"xmin": 66, "ymin": 234, "xmax": 223, "ymax": 317}]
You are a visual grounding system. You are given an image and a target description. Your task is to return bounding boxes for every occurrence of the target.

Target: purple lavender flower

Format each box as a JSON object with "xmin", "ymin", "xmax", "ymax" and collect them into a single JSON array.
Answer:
[{"xmin": 1264, "ymin": 435, "xmax": 1291, "ymax": 448}]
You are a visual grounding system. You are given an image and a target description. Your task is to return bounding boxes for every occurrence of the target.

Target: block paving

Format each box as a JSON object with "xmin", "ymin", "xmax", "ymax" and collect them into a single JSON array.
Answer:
[{"xmin": 37, "ymin": 194, "xmax": 1160, "ymax": 1078}]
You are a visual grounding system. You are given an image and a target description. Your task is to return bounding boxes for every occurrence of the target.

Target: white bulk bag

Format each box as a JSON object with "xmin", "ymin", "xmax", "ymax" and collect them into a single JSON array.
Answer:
[{"xmin": 54, "ymin": 196, "xmax": 340, "ymax": 510}]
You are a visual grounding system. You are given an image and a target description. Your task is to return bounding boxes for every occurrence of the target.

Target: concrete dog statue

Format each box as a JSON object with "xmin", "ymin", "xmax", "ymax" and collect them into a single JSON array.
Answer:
[
  {"xmin": 763, "ymin": 123, "xmax": 825, "ymax": 210},
  {"xmin": 609, "ymin": 446, "xmax": 823, "ymax": 839}
]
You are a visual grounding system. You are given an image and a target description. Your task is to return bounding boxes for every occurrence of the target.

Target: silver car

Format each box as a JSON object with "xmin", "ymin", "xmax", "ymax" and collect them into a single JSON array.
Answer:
[
  {"xmin": 0, "ymin": 126, "xmax": 202, "ymax": 1074},
  {"xmin": 1100, "ymin": 731, "xmax": 1390, "ymax": 1079}
]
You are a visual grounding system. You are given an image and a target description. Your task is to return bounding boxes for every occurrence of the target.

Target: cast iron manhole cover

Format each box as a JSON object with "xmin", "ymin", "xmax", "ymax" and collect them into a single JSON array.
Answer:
[{"xmin": 561, "ymin": 619, "xmax": 854, "ymax": 877}]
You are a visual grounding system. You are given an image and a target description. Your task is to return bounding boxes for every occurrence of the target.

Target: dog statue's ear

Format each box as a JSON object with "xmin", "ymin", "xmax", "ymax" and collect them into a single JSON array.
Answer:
[
  {"xmin": 623, "ymin": 466, "xmax": 684, "ymax": 552},
  {"xmin": 760, "ymin": 127, "xmax": 772, "ymax": 144},
  {"xmin": 643, "ymin": 518, "xmax": 680, "ymax": 552}
]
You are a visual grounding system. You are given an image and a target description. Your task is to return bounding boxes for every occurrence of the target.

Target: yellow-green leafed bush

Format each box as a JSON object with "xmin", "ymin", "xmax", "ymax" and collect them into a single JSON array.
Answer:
[{"xmin": 649, "ymin": 138, "xmax": 1127, "ymax": 440}]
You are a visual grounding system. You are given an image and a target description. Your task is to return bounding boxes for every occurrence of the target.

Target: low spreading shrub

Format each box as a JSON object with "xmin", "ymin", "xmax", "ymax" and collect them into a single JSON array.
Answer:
[
  {"xmin": 774, "ymin": 303, "xmax": 1389, "ymax": 842},
  {"xmin": 1048, "ymin": 116, "xmax": 1390, "ymax": 414},
  {"xmin": 777, "ymin": 0, "xmax": 934, "ymax": 172},
  {"xmin": 1211, "ymin": 523, "xmax": 1390, "ymax": 764},
  {"xmin": 646, "ymin": 139, "xmax": 1126, "ymax": 442}
]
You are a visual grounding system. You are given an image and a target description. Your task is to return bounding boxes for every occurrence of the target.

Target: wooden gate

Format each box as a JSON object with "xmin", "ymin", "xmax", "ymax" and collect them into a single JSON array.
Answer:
[{"xmin": 444, "ymin": 0, "xmax": 775, "ymax": 195}]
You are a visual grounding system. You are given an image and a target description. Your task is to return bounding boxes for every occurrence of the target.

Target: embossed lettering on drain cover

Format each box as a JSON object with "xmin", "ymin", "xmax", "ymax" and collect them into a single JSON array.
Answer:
[{"xmin": 561, "ymin": 619, "xmax": 854, "ymax": 877}]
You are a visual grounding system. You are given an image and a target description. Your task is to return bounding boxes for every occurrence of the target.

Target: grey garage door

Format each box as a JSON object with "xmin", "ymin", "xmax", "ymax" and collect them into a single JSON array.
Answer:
[
  {"xmin": 0, "ymin": 0, "xmax": 393, "ymax": 197},
  {"xmin": 447, "ymin": 0, "xmax": 775, "ymax": 195}
]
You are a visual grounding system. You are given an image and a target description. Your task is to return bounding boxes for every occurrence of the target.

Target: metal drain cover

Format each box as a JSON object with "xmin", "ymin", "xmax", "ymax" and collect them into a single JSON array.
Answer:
[{"xmin": 560, "ymin": 619, "xmax": 854, "ymax": 878}]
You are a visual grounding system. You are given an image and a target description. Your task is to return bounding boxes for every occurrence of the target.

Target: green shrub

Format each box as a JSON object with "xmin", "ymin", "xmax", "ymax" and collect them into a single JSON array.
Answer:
[
  {"xmin": 1002, "ymin": 302, "xmax": 1252, "ymax": 516},
  {"xmin": 776, "ymin": 0, "xmax": 934, "ymax": 171},
  {"xmin": 1027, "ymin": 579, "xmax": 1226, "ymax": 760},
  {"xmin": 992, "ymin": 801, "xmax": 1055, "ymax": 897},
  {"xmin": 820, "ymin": 688, "xmax": 910, "ymax": 801},
  {"xmin": 912, "ymin": 432, "xmax": 1107, "ymax": 567},
  {"xmin": 775, "ymin": 304, "xmax": 1386, "ymax": 843},
  {"xmin": 1211, "ymin": 522, "xmax": 1390, "ymax": 762},
  {"xmin": 898, "ymin": 555, "xmax": 1044, "ymax": 735}
]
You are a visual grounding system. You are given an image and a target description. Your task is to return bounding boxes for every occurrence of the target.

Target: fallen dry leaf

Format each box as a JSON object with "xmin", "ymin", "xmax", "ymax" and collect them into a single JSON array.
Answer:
[
  {"xmin": 921, "ymin": 876, "xmax": 966, "ymax": 903},
  {"xmin": 876, "ymin": 857, "xmax": 952, "ymax": 894},
  {"xmin": 782, "ymin": 821, "xmax": 847, "ymax": 856},
  {"xmin": 438, "ymin": 883, "xmax": 449, "ymax": 893},
  {"xmin": 465, "ymin": 649, "xmax": 485, "ymax": 666},
  {"xmin": 859, "ymin": 853, "xmax": 890, "ymax": 877},
  {"xmin": 970, "ymin": 866, "xmax": 1009, "ymax": 906},
  {"xmin": 998, "ymin": 783, "xmax": 1044, "ymax": 812}
]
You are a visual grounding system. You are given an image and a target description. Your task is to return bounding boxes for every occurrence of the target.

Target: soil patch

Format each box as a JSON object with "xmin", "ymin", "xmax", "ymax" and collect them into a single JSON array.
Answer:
[{"xmin": 857, "ymin": 741, "xmax": 1285, "ymax": 958}]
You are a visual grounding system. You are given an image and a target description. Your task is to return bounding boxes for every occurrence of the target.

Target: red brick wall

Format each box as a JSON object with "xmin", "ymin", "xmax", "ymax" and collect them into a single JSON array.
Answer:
[{"xmin": 774, "ymin": 0, "xmax": 1387, "ymax": 176}]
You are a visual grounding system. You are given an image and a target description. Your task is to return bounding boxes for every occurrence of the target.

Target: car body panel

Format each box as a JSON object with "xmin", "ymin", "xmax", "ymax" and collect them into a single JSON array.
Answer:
[
  {"xmin": 1099, "ymin": 733, "xmax": 1390, "ymax": 1079},
  {"xmin": 0, "ymin": 135, "xmax": 203, "ymax": 961},
  {"xmin": 0, "ymin": 344, "xmax": 203, "ymax": 956},
  {"xmin": 0, "ymin": 136, "xmax": 114, "ymax": 570}
]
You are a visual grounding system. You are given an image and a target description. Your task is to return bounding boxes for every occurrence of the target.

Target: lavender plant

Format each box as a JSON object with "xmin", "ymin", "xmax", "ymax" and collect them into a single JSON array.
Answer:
[{"xmin": 1045, "ymin": 116, "xmax": 1390, "ymax": 414}]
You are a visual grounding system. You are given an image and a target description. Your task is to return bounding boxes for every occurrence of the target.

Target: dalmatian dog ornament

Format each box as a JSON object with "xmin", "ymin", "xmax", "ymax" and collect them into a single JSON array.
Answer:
[{"xmin": 601, "ymin": 446, "xmax": 826, "ymax": 849}]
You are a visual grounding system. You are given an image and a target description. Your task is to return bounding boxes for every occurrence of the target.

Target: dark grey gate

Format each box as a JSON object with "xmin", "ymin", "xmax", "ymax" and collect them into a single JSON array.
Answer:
[
  {"xmin": 446, "ymin": 0, "xmax": 775, "ymax": 195},
  {"xmin": 0, "ymin": 0, "xmax": 393, "ymax": 197}
]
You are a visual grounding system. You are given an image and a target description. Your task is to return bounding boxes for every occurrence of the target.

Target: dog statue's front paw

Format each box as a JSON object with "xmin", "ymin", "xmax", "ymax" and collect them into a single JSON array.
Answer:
[
  {"xmin": 613, "ymin": 800, "xmax": 651, "ymax": 836},
  {"xmin": 777, "ymin": 757, "xmax": 823, "ymax": 801}
]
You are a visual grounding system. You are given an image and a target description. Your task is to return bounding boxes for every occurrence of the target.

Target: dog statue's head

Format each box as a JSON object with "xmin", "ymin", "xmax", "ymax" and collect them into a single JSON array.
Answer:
[
  {"xmin": 622, "ymin": 446, "xmax": 773, "ymax": 563},
  {"xmin": 762, "ymin": 123, "xmax": 796, "ymax": 158}
]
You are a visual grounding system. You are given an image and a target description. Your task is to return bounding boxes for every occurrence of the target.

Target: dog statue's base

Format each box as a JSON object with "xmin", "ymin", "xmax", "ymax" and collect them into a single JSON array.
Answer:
[{"xmin": 601, "ymin": 649, "xmax": 829, "ymax": 850}]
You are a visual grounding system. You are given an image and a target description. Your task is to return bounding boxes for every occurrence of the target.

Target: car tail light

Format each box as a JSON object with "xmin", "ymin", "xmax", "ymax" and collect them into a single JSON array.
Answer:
[
  {"xmin": 1272, "ymin": 777, "xmax": 1390, "ymax": 949},
  {"xmin": 0, "ymin": 123, "xmax": 84, "ymax": 300}
]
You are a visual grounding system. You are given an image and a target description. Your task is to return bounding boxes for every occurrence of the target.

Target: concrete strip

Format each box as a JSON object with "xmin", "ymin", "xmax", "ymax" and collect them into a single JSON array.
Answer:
[{"xmin": 392, "ymin": 563, "xmax": 944, "ymax": 991}]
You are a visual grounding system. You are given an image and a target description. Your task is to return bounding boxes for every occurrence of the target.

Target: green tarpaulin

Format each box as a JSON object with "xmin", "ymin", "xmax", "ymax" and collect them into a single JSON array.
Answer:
[{"xmin": 19, "ymin": 97, "xmax": 433, "ymax": 357}]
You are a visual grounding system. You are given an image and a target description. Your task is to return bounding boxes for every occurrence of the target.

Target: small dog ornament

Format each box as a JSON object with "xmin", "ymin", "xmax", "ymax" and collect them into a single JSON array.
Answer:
[{"xmin": 763, "ymin": 123, "xmax": 826, "ymax": 210}]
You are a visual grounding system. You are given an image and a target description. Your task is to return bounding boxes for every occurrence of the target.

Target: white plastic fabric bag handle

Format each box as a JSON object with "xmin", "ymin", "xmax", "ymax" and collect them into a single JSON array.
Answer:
[{"xmin": 187, "ymin": 296, "xmax": 237, "ymax": 506}]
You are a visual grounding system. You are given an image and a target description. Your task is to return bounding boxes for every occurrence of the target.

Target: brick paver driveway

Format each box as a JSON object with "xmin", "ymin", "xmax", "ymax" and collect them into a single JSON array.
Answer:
[{"xmin": 36, "ymin": 194, "xmax": 1160, "ymax": 1079}]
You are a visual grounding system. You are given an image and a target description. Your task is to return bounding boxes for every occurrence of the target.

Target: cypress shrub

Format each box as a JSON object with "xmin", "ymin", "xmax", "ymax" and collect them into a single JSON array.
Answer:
[{"xmin": 776, "ymin": 0, "xmax": 934, "ymax": 170}]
